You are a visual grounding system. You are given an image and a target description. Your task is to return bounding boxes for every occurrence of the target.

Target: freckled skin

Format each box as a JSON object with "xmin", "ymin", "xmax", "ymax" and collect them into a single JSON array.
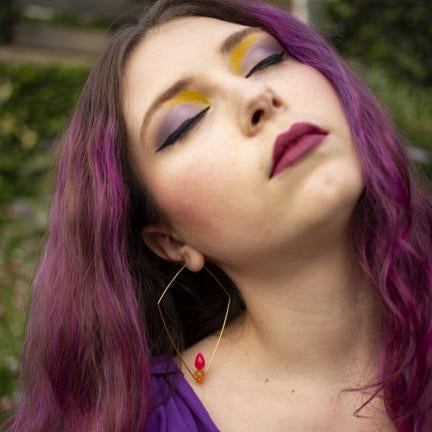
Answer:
[
  {"xmin": 121, "ymin": 17, "xmax": 393, "ymax": 431},
  {"xmin": 122, "ymin": 16, "xmax": 364, "ymax": 274}
]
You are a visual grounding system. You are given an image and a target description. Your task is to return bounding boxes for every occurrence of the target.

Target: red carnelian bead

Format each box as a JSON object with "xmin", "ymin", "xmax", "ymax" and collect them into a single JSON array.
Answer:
[
  {"xmin": 194, "ymin": 369, "xmax": 206, "ymax": 383},
  {"xmin": 194, "ymin": 352, "xmax": 205, "ymax": 371}
]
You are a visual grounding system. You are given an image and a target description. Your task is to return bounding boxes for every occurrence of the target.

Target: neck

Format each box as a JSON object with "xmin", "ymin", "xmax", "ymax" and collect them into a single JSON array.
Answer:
[{"xmin": 215, "ymin": 236, "xmax": 382, "ymax": 389}]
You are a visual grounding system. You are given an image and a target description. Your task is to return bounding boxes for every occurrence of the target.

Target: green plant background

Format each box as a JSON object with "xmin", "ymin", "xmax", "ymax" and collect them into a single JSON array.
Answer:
[
  {"xmin": 0, "ymin": 0, "xmax": 431, "ymax": 423},
  {"xmin": 0, "ymin": 63, "xmax": 89, "ymax": 419}
]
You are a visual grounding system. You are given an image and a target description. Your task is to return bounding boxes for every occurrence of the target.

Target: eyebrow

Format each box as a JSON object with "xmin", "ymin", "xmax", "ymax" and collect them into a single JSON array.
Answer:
[{"xmin": 139, "ymin": 26, "xmax": 264, "ymax": 141}]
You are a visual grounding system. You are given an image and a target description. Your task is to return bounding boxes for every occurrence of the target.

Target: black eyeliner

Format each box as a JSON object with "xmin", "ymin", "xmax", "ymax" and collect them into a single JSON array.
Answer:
[
  {"xmin": 245, "ymin": 51, "xmax": 285, "ymax": 78},
  {"xmin": 156, "ymin": 106, "xmax": 210, "ymax": 152}
]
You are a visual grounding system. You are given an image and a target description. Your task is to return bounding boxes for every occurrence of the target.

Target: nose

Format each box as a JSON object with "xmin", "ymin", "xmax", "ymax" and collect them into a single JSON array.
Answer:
[{"xmin": 240, "ymin": 86, "xmax": 284, "ymax": 137}]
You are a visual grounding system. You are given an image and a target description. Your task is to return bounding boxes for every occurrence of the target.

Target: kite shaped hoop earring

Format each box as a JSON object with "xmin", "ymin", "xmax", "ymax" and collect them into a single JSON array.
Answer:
[{"xmin": 157, "ymin": 263, "xmax": 231, "ymax": 383}]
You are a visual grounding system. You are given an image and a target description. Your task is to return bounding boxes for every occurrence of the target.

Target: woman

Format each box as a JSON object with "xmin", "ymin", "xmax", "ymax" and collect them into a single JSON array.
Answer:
[{"xmin": 4, "ymin": 0, "xmax": 432, "ymax": 431}]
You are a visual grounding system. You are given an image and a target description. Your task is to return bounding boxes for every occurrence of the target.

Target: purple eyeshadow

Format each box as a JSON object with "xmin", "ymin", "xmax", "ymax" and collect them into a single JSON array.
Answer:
[
  {"xmin": 155, "ymin": 104, "xmax": 202, "ymax": 147},
  {"xmin": 242, "ymin": 40, "xmax": 282, "ymax": 72}
]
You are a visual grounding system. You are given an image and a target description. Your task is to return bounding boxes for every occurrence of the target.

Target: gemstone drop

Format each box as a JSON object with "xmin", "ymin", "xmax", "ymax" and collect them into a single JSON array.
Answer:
[{"xmin": 194, "ymin": 352, "xmax": 205, "ymax": 370}]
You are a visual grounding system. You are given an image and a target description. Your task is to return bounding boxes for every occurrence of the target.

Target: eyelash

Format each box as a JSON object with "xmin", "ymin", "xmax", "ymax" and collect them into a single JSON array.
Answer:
[{"xmin": 157, "ymin": 50, "xmax": 286, "ymax": 152}]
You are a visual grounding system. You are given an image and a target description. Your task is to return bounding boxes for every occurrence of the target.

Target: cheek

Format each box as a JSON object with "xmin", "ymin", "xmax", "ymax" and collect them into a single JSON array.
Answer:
[
  {"xmin": 288, "ymin": 64, "xmax": 346, "ymax": 117},
  {"xmin": 147, "ymin": 155, "xmax": 230, "ymax": 239},
  {"xmin": 306, "ymin": 69, "xmax": 351, "ymax": 136}
]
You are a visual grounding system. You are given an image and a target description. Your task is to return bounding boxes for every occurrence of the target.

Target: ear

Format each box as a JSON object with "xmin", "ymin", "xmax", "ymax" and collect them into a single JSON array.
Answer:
[{"xmin": 141, "ymin": 225, "xmax": 205, "ymax": 272}]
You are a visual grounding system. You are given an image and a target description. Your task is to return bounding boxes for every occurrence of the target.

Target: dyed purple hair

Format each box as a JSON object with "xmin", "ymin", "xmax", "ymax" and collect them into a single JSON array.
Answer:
[{"xmin": 3, "ymin": 0, "xmax": 432, "ymax": 431}]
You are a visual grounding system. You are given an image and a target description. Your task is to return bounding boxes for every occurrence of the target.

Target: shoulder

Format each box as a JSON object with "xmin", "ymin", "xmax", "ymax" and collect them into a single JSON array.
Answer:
[
  {"xmin": 147, "ymin": 354, "xmax": 181, "ymax": 413},
  {"xmin": 145, "ymin": 355, "xmax": 218, "ymax": 432}
]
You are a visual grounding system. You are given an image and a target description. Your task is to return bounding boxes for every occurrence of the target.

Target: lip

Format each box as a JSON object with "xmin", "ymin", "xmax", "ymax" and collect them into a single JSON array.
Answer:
[{"xmin": 269, "ymin": 122, "xmax": 328, "ymax": 179}]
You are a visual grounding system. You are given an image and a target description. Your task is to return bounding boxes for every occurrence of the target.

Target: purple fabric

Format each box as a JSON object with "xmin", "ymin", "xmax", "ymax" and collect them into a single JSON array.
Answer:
[{"xmin": 145, "ymin": 354, "xmax": 220, "ymax": 431}]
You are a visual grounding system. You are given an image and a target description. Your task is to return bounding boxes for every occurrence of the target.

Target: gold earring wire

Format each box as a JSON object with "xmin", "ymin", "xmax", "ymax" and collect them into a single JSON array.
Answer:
[{"xmin": 157, "ymin": 263, "xmax": 231, "ymax": 384}]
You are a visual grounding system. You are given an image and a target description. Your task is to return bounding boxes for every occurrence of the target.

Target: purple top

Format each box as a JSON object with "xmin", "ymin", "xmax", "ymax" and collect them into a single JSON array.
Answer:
[{"xmin": 145, "ymin": 354, "xmax": 220, "ymax": 432}]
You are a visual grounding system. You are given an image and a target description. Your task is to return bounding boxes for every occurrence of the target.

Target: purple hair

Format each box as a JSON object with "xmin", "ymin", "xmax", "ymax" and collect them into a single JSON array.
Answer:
[{"xmin": 3, "ymin": 0, "xmax": 432, "ymax": 431}]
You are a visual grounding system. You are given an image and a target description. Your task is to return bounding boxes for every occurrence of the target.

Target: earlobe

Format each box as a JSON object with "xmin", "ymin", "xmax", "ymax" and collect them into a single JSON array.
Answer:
[{"xmin": 179, "ymin": 248, "xmax": 205, "ymax": 272}]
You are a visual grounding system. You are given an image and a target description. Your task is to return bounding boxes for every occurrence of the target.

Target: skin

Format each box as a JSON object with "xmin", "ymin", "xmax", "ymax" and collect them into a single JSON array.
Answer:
[{"xmin": 121, "ymin": 16, "xmax": 392, "ymax": 430}]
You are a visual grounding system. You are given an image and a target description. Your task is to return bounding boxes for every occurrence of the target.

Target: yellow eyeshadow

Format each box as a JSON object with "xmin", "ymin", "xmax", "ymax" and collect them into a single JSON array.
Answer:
[
  {"xmin": 163, "ymin": 34, "xmax": 260, "ymax": 110},
  {"xmin": 230, "ymin": 33, "xmax": 259, "ymax": 75},
  {"xmin": 167, "ymin": 90, "xmax": 210, "ymax": 108}
]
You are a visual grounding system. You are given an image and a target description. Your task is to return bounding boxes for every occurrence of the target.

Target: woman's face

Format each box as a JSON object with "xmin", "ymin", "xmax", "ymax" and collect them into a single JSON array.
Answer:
[{"xmin": 121, "ymin": 16, "xmax": 364, "ymax": 272}]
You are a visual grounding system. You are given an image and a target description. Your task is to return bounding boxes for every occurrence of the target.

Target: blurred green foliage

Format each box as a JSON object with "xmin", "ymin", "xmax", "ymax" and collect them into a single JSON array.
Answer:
[
  {"xmin": 0, "ymin": 0, "xmax": 20, "ymax": 43},
  {"xmin": 21, "ymin": 13, "xmax": 115, "ymax": 31},
  {"xmin": 0, "ymin": 63, "xmax": 88, "ymax": 211},
  {"xmin": 0, "ymin": 62, "xmax": 89, "ymax": 420},
  {"xmin": 324, "ymin": 0, "xmax": 432, "ymax": 167},
  {"xmin": 353, "ymin": 63, "xmax": 432, "ymax": 151},
  {"xmin": 327, "ymin": 0, "xmax": 431, "ymax": 87}
]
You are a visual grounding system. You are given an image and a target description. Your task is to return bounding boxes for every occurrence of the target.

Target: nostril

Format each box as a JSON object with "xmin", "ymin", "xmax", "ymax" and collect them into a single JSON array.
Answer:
[
  {"xmin": 252, "ymin": 109, "xmax": 264, "ymax": 125},
  {"xmin": 273, "ymin": 98, "xmax": 281, "ymax": 108}
]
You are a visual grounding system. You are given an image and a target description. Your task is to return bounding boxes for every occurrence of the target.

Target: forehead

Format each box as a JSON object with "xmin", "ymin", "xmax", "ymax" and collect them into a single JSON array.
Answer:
[
  {"xmin": 126, "ymin": 16, "xmax": 251, "ymax": 82},
  {"xmin": 121, "ymin": 16, "xmax": 254, "ymax": 134},
  {"xmin": 143, "ymin": 16, "xmax": 250, "ymax": 57}
]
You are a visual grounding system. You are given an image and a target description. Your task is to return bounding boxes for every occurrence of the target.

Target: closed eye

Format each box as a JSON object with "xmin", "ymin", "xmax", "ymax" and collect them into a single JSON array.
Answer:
[
  {"xmin": 245, "ymin": 50, "xmax": 286, "ymax": 78},
  {"xmin": 156, "ymin": 107, "xmax": 210, "ymax": 152},
  {"xmin": 156, "ymin": 50, "xmax": 286, "ymax": 152}
]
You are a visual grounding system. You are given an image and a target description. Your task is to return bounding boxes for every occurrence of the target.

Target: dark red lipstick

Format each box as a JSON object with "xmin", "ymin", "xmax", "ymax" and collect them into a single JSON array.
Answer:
[{"xmin": 269, "ymin": 122, "xmax": 328, "ymax": 179}]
